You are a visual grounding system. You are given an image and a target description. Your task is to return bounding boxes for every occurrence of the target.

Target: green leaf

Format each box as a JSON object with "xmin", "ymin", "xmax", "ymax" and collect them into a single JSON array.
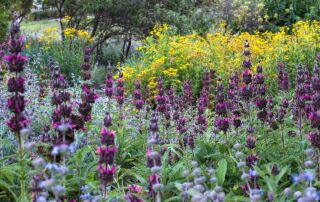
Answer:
[
  {"xmin": 216, "ymin": 159, "xmax": 227, "ymax": 185},
  {"xmin": 265, "ymin": 177, "xmax": 277, "ymax": 193},
  {"xmin": 275, "ymin": 166, "xmax": 289, "ymax": 184},
  {"xmin": 174, "ymin": 182, "xmax": 182, "ymax": 191},
  {"xmin": 0, "ymin": 179, "xmax": 18, "ymax": 201}
]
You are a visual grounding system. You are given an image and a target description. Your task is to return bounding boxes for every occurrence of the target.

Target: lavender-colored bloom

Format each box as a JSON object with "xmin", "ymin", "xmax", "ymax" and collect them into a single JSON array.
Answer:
[
  {"xmin": 101, "ymin": 128, "xmax": 116, "ymax": 146},
  {"xmin": 214, "ymin": 117, "xmax": 230, "ymax": 133},
  {"xmin": 156, "ymin": 78, "xmax": 166, "ymax": 113},
  {"xmin": 308, "ymin": 111, "xmax": 320, "ymax": 129},
  {"xmin": 133, "ymin": 80, "xmax": 144, "ymax": 110},
  {"xmin": 312, "ymin": 93, "xmax": 320, "ymax": 109},
  {"xmin": 253, "ymin": 65, "xmax": 265, "ymax": 85},
  {"xmin": 98, "ymin": 165, "xmax": 117, "ymax": 184},
  {"xmin": 278, "ymin": 62, "xmax": 291, "ymax": 91},
  {"xmin": 183, "ymin": 80, "xmax": 193, "ymax": 107},
  {"xmin": 246, "ymin": 136, "xmax": 256, "ymax": 149},
  {"xmin": 105, "ymin": 72, "xmax": 114, "ymax": 98},
  {"xmin": 168, "ymin": 86, "xmax": 175, "ymax": 107},
  {"xmin": 104, "ymin": 113, "xmax": 112, "ymax": 128},
  {"xmin": 242, "ymin": 58, "xmax": 252, "ymax": 69},
  {"xmin": 115, "ymin": 72, "xmax": 125, "ymax": 106},
  {"xmin": 5, "ymin": 17, "xmax": 29, "ymax": 133},
  {"xmin": 307, "ymin": 131, "xmax": 320, "ymax": 149},
  {"xmin": 196, "ymin": 96, "xmax": 208, "ymax": 133},
  {"xmin": 215, "ymin": 101, "xmax": 228, "ymax": 116},
  {"xmin": 242, "ymin": 69, "xmax": 252, "ymax": 85},
  {"xmin": 240, "ymin": 85, "xmax": 253, "ymax": 100},
  {"xmin": 97, "ymin": 146, "xmax": 117, "ymax": 164},
  {"xmin": 7, "ymin": 76, "xmax": 25, "ymax": 93},
  {"xmin": 255, "ymin": 98, "xmax": 267, "ymax": 110},
  {"xmin": 78, "ymin": 48, "xmax": 97, "ymax": 124},
  {"xmin": 246, "ymin": 154, "xmax": 259, "ymax": 168},
  {"xmin": 146, "ymin": 148, "xmax": 161, "ymax": 168},
  {"xmin": 147, "ymin": 111, "xmax": 163, "ymax": 199},
  {"xmin": 149, "ymin": 112, "xmax": 159, "ymax": 133},
  {"xmin": 98, "ymin": 125, "xmax": 117, "ymax": 189},
  {"xmin": 177, "ymin": 117, "xmax": 188, "ymax": 135},
  {"xmin": 242, "ymin": 41, "xmax": 252, "ymax": 69},
  {"xmin": 233, "ymin": 116, "xmax": 241, "ymax": 129},
  {"xmin": 81, "ymin": 47, "xmax": 92, "ymax": 80}
]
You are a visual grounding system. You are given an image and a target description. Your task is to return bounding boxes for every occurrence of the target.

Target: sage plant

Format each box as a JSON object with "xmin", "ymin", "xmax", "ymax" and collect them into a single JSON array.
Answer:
[
  {"xmin": 147, "ymin": 111, "xmax": 163, "ymax": 202},
  {"xmin": 5, "ymin": 16, "xmax": 29, "ymax": 200}
]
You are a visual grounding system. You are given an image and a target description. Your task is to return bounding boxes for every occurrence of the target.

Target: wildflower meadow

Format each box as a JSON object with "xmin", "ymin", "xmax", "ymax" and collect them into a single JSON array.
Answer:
[{"xmin": 1, "ymin": 1, "xmax": 320, "ymax": 202}]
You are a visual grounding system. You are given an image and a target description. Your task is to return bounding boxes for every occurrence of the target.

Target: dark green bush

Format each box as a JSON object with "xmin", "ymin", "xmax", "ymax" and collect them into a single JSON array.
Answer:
[{"xmin": 31, "ymin": 10, "xmax": 58, "ymax": 21}]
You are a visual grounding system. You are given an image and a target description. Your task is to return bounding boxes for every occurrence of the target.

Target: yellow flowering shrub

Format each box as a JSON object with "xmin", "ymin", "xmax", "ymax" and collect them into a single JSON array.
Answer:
[
  {"xmin": 64, "ymin": 28, "xmax": 93, "ymax": 43},
  {"xmin": 123, "ymin": 21, "xmax": 320, "ymax": 92}
]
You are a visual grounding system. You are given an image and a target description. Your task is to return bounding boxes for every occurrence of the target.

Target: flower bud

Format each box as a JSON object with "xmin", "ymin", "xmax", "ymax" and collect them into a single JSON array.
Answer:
[
  {"xmin": 191, "ymin": 161, "xmax": 198, "ymax": 167},
  {"xmin": 194, "ymin": 176, "xmax": 206, "ymax": 184},
  {"xmin": 294, "ymin": 191, "xmax": 302, "ymax": 199},
  {"xmin": 214, "ymin": 186, "xmax": 222, "ymax": 192},
  {"xmin": 241, "ymin": 173, "xmax": 250, "ymax": 181},
  {"xmin": 210, "ymin": 177, "xmax": 217, "ymax": 184},
  {"xmin": 183, "ymin": 170, "xmax": 189, "ymax": 177},
  {"xmin": 267, "ymin": 191, "xmax": 274, "ymax": 201},
  {"xmin": 237, "ymin": 161, "xmax": 245, "ymax": 168},
  {"xmin": 20, "ymin": 128, "xmax": 30, "ymax": 136},
  {"xmin": 32, "ymin": 158, "xmax": 45, "ymax": 168},
  {"xmin": 305, "ymin": 148, "xmax": 314, "ymax": 157},
  {"xmin": 304, "ymin": 160, "xmax": 313, "ymax": 168},
  {"xmin": 152, "ymin": 183, "xmax": 164, "ymax": 192},
  {"xmin": 193, "ymin": 168, "xmax": 201, "ymax": 176},
  {"xmin": 235, "ymin": 151, "xmax": 243, "ymax": 158},
  {"xmin": 151, "ymin": 166, "xmax": 162, "ymax": 174},
  {"xmin": 193, "ymin": 184, "xmax": 204, "ymax": 192},
  {"xmin": 283, "ymin": 188, "xmax": 292, "ymax": 197},
  {"xmin": 233, "ymin": 143, "xmax": 241, "ymax": 149},
  {"xmin": 24, "ymin": 142, "xmax": 35, "ymax": 151}
]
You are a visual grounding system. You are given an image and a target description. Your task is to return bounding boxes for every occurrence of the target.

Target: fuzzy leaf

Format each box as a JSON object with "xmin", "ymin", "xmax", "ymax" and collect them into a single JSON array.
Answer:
[{"xmin": 216, "ymin": 159, "xmax": 227, "ymax": 185}]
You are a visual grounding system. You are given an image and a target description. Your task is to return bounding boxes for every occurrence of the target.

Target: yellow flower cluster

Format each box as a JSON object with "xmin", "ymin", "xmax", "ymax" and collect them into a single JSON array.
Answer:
[
  {"xmin": 122, "ymin": 67, "xmax": 136, "ymax": 80},
  {"xmin": 61, "ymin": 15, "xmax": 71, "ymax": 24},
  {"xmin": 150, "ymin": 23, "xmax": 170, "ymax": 37},
  {"xmin": 64, "ymin": 28, "xmax": 93, "ymax": 43},
  {"xmin": 123, "ymin": 21, "xmax": 320, "ymax": 91},
  {"xmin": 38, "ymin": 27, "xmax": 59, "ymax": 50},
  {"xmin": 163, "ymin": 68, "xmax": 178, "ymax": 77}
]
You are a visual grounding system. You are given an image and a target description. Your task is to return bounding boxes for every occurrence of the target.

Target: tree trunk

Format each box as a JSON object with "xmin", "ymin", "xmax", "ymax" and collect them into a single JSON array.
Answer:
[
  {"xmin": 91, "ymin": 14, "xmax": 100, "ymax": 37},
  {"xmin": 120, "ymin": 36, "xmax": 128, "ymax": 63},
  {"xmin": 56, "ymin": 0, "xmax": 66, "ymax": 41},
  {"xmin": 125, "ymin": 33, "xmax": 132, "ymax": 59}
]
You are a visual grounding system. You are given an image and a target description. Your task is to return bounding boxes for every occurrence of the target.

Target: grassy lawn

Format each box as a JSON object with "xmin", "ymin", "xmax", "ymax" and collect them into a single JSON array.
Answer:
[{"xmin": 21, "ymin": 19, "xmax": 60, "ymax": 36}]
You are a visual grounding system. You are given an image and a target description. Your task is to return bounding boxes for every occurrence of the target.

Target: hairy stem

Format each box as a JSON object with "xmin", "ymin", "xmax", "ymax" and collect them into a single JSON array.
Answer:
[{"xmin": 18, "ymin": 133, "xmax": 25, "ymax": 201}]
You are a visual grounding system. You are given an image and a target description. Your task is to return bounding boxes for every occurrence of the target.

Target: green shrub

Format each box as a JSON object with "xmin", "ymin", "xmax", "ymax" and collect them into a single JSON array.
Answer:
[{"xmin": 26, "ymin": 39, "xmax": 87, "ymax": 80}]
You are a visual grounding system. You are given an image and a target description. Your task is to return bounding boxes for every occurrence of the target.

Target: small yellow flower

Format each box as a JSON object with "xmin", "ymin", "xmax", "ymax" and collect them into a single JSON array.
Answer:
[
  {"xmin": 163, "ymin": 68, "xmax": 178, "ymax": 77},
  {"xmin": 61, "ymin": 15, "xmax": 71, "ymax": 24}
]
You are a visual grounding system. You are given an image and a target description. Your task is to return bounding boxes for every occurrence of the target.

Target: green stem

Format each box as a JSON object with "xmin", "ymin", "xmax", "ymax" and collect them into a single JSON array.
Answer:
[
  {"xmin": 18, "ymin": 133, "xmax": 25, "ymax": 201},
  {"xmin": 280, "ymin": 125, "xmax": 285, "ymax": 151}
]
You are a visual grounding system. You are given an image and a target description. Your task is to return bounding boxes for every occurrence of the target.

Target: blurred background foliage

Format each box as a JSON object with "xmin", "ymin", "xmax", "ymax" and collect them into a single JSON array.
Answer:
[{"xmin": 1, "ymin": 0, "xmax": 320, "ymax": 86}]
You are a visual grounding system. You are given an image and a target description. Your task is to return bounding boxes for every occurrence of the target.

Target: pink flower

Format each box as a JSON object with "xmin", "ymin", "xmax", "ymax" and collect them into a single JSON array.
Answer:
[{"xmin": 128, "ymin": 184, "xmax": 143, "ymax": 194}]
